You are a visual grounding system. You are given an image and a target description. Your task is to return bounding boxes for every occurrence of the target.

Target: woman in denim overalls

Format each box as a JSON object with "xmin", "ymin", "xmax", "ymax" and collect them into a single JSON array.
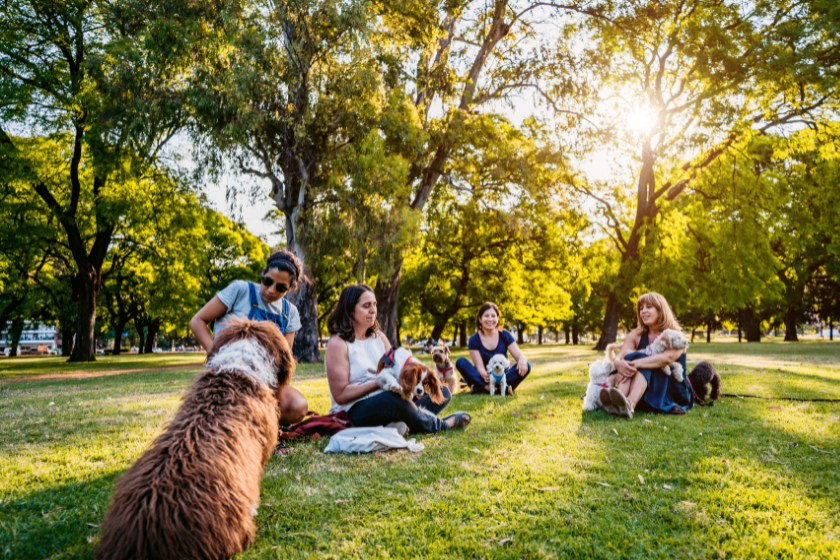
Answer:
[{"xmin": 190, "ymin": 250, "xmax": 309, "ymax": 426}]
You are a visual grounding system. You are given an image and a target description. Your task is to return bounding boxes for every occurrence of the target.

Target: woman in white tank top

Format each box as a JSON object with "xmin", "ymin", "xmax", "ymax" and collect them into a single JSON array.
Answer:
[{"xmin": 325, "ymin": 284, "xmax": 471, "ymax": 433}]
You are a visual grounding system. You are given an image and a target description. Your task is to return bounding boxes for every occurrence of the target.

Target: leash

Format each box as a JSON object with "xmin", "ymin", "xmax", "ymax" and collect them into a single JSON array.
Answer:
[{"xmin": 721, "ymin": 393, "xmax": 840, "ymax": 403}]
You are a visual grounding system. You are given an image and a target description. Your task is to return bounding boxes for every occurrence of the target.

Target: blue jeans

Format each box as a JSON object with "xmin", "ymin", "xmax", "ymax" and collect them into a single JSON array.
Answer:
[
  {"xmin": 455, "ymin": 357, "xmax": 531, "ymax": 393},
  {"xmin": 347, "ymin": 387, "xmax": 452, "ymax": 433}
]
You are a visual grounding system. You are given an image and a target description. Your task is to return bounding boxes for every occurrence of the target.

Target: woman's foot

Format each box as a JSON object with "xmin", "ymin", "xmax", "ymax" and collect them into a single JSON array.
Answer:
[
  {"xmin": 667, "ymin": 406, "xmax": 686, "ymax": 415},
  {"xmin": 608, "ymin": 387, "xmax": 634, "ymax": 419},
  {"xmin": 599, "ymin": 388, "xmax": 619, "ymax": 416},
  {"xmin": 386, "ymin": 421, "xmax": 410, "ymax": 437},
  {"xmin": 443, "ymin": 412, "xmax": 471, "ymax": 429}
]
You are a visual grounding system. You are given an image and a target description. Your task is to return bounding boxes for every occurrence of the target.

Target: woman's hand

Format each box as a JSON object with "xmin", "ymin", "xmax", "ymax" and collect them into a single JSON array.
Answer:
[
  {"xmin": 614, "ymin": 358, "xmax": 638, "ymax": 379},
  {"xmin": 479, "ymin": 369, "xmax": 490, "ymax": 383},
  {"xmin": 517, "ymin": 355, "xmax": 528, "ymax": 375}
]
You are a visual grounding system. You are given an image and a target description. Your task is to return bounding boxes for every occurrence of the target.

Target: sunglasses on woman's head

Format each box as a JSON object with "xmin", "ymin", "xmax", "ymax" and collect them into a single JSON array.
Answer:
[{"xmin": 261, "ymin": 276, "xmax": 290, "ymax": 293}]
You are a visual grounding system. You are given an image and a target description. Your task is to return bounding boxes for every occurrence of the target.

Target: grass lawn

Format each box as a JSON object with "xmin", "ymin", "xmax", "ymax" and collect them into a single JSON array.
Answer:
[
  {"xmin": 0, "ymin": 353, "xmax": 207, "ymax": 380},
  {"xmin": 1, "ymin": 340, "xmax": 839, "ymax": 559}
]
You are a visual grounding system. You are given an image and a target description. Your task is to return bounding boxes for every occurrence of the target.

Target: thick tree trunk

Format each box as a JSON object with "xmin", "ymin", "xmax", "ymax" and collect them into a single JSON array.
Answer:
[
  {"xmin": 737, "ymin": 314, "xmax": 742, "ymax": 343},
  {"xmin": 430, "ymin": 323, "xmax": 446, "ymax": 341},
  {"xmin": 60, "ymin": 321, "xmax": 74, "ymax": 356},
  {"xmin": 112, "ymin": 321, "xmax": 126, "ymax": 355},
  {"xmin": 517, "ymin": 324, "xmax": 525, "ymax": 345},
  {"xmin": 459, "ymin": 322, "xmax": 467, "ymax": 347},
  {"xmin": 564, "ymin": 326, "xmax": 570, "ymax": 344},
  {"xmin": 596, "ymin": 293, "xmax": 623, "ymax": 350},
  {"xmin": 554, "ymin": 329, "xmax": 560, "ymax": 343},
  {"xmin": 375, "ymin": 262, "xmax": 402, "ymax": 347},
  {"xmin": 691, "ymin": 327, "xmax": 696, "ymax": 343},
  {"xmin": 538, "ymin": 325, "xmax": 543, "ymax": 345},
  {"xmin": 69, "ymin": 274, "xmax": 99, "ymax": 362},
  {"xmin": 8, "ymin": 317, "xmax": 24, "ymax": 357},
  {"xmin": 784, "ymin": 307, "xmax": 799, "ymax": 341},
  {"xmin": 744, "ymin": 308, "xmax": 762, "ymax": 342},
  {"xmin": 144, "ymin": 322, "xmax": 159, "ymax": 354},
  {"xmin": 830, "ymin": 317, "xmax": 834, "ymax": 341},
  {"xmin": 286, "ymin": 264, "xmax": 322, "ymax": 362},
  {"xmin": 572, "ymin": 319, "xmax": 580, "ymax": 345},
  {"xmin": 707, "ymin": 322, "xmax": 712, "ymax": 343}
]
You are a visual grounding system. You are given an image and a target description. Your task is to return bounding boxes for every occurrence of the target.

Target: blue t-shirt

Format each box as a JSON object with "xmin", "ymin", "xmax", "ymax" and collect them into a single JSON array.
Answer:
[
  {"xmin": 214, "ymin": 280, "xmax": 301, "ymax": 337},
  {"xmin": 468, "ymin": 330, "xmax": 516, "ymax": 367}
]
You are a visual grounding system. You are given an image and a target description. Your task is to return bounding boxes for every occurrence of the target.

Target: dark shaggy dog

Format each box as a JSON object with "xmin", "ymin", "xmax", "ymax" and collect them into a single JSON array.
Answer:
[
  {"xmin": 688, "ymin": 361, "xmax": 721, "ymax": 406},
  {"xmin": 96, "ymin": 316, "xmax": 295, "ymax": 560}
]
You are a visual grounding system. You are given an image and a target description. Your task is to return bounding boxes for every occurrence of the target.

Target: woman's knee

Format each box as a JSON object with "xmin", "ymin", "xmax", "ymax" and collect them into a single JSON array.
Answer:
[
  {"xmin": 279, "ymin": 388, "xmax": 308, "ymax": 425},
  {"xmin": 455, "ymin": 357, "xmax": 472, "ymax": 372}
]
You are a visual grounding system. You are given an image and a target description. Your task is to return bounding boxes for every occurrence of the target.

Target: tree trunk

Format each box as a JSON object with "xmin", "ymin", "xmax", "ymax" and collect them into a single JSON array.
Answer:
[
  {"xmin": 743, "ymin": 308, "xmax": 762, "ymax": 342},
  {"xmin": 830, "ymin": 317, "xmax": 834, "ymax": 341},
  {"xmin": 784, "ymin": 306, "xmax": 799, "ymax": 341},
  {"xmin": 112, "ymin": 321, "xmax": 126, "ymax": 355},
  {"xmin": 517, "ymin": 324, "xmax": 525, "ymax": 344},
  {"xmin": 738, "ymin": 314, "xmax": 742, "ymax": 343},
  {"xmin": 286, "ymin": 264, "xmax": 322, "ymax": 362},
  {"xmin": 375, "ymin": 262, "xmax": 402, "ymax": 347},
  {"xmin": 572, "ymin": 319, "xmax": 580, "ymax": 345},
  {"xmin": 564, "ymin": 326, "xmax": 570, "ymax": 344},
  {"xmin": 69, "ymin": 274, "xmax": 99, "ymax": 362},
  {"xmin": 707, "ymin": 322, "xmax": 712, "ymax": 343},
  {"xmin": 555, "ymin": 329, "xmax": 560, "ymax": 343},
  {"xmin": 8, "ymin": 317, "xmax": 24, "ymax": 357},
  {"xmin": 691, "ymin": 327, "xmax": 696, "ymax": 343},
  {"xmin": 459, "ymin": 322, "xmax": 467, "ymax": 347},
  {"xmin": 137, "ymin": 324, "xmax": 146, "ymax": 354},
  {"xmin": 538, "ymin": 325, "xmax": 543, "ymax": 345},
  {"xmin": 60, "ymin": 321, "xmax": 74, "ymax": 356},
  {"xmin": 430, "ymin": 322, "xmax": 446, "ymax": 341},
  {"xmin": 144, "ymin": 322, "xmax": 159, "ymax": 354}
]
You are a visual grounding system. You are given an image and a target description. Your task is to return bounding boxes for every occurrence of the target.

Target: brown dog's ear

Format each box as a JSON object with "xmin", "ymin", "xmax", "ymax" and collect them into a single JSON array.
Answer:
[
  {"xmin": 422, "ymin": 365, "xmax": 445, "ymax": 404},
  {"xmin": 444, "ymin": 345, "xmax": 450, "ymax": 357},
  {"xmin": 399, "ymin": 366, "xmax": 418, "ymax": 401}
]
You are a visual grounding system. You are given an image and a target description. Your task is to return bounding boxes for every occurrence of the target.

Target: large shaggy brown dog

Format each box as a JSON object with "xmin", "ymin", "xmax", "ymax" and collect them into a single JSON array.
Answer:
[{"xmin": 96, "ymin": 317, "xmax": 295, "ymax": 560}]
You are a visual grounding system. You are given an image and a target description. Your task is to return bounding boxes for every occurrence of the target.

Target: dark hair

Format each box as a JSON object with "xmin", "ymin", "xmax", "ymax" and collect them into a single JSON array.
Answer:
[
  {"xmin": 475, "ymin": 302, "xmax": 502, "ymax": 334},
  {"xmin": 327, "ymin": 284, "xmax": 380, "ymax": 342},
  {"xmin": 264, "ymin": 249, "xmax": 302, "ymax": 291}
]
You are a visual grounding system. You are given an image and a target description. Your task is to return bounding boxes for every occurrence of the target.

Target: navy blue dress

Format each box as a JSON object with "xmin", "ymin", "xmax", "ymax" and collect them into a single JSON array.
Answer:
[{"xmin": 625, "ymin": 333, "xmax": 693, "ymax": 413}]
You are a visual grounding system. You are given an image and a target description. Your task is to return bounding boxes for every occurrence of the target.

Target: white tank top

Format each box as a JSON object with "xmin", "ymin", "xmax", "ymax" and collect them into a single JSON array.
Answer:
[{"xmin": 328, "ymin": 335, "xmax": 385, "ymax": 414}]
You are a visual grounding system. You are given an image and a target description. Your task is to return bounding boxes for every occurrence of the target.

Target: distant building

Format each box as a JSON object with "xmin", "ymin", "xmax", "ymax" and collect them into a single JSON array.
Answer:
[{"xmin": 1, "ymin": 322, "xmax": 58, "ymax": 355}]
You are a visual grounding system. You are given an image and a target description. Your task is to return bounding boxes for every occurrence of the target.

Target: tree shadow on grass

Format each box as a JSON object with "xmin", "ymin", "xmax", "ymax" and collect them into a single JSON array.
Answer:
[{"xmin": 0, "ymin": 471, "xmax": 118, "ymax": 560}]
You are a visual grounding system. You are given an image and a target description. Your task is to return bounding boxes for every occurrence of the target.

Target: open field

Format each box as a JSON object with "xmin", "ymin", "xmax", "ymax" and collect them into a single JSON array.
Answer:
[{"xmin": 1, "ymin": 340, "xmax": 839, "ymax": 559}]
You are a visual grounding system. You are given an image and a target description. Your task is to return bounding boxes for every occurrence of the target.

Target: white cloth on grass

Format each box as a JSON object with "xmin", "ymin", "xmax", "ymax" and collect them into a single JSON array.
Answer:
[{"xmin": 323, "ymin": 427, "xmax": 424, "ymax": 454}]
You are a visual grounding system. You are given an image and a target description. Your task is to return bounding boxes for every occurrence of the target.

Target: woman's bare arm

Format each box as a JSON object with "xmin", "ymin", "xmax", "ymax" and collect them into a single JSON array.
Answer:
[
  {"xmin": 325, "ymin": 336, "xmax": 379, "ymax": 405},
  {"xmin": 507, "ymin": 342, "xmax": 529, "ymax": 375},
  {"xmin": 189, "ymin": 296, "xmax": 229, "ymax": 353},
  {"xmin": 627, "ymin": 348, "xmax": 684, "ymax": 370},
  {"xmin": 469, "ymin": 349, "xmax": 489, "ymax": 382},
  {"xmin": 614, "ymin": 331, "xmax": 640, "ymax": 377}
]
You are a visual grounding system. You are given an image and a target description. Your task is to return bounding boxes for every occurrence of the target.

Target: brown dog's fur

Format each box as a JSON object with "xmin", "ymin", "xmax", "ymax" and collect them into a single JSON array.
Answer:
[
  {"xmin": 96, "ymin": 317, "xmax": 295, "ymax": 560},
  {"xmin": 431, "ymin": 344, "xmax": 459, "ymax": 394},
  {"xmin": 400, "ymin": 362, "xmax": 445, "ymax": 404}
]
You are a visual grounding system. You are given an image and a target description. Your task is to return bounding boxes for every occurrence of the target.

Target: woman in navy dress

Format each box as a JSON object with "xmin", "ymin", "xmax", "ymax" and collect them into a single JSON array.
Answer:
[
  {"xmin": 455, "ymin": 302, "xmax": 531, "ymax": 394},
  {"xmin": 603, "ymin": 292, "xmax": 694, "ymax": 419}
]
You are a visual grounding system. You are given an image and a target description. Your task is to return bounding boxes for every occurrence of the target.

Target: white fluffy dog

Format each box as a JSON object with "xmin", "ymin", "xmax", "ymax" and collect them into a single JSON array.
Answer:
[
  {"xmin": 646, "ymin": 329, "xmax": 690, "ymax": 381},
  {"xmin": 583, "ymin": 343, "xmax": 621, "ymax": 411},
  {"xmin": 487, "ymin": 354, "xmax": 510, "ymax": 397}
]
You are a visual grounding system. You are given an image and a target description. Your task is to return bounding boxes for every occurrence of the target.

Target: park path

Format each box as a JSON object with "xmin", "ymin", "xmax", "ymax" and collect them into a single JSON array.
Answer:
[{"xmin": 0, "ymin": 363, "xmax": 203, "ymax": 386}]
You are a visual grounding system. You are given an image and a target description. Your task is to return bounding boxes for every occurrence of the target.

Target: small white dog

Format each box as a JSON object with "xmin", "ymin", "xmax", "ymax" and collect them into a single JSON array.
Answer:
[
  {"xmin": 583, "ymin": 343, "xmax": 622, "ymax": 411},
  {"xmin": 487, "ymin": 354, "xmax": 510, "ymax": 397},
  {"xmin": 646, "ymin": 329, "xmax": 690, "ymax": 381}
]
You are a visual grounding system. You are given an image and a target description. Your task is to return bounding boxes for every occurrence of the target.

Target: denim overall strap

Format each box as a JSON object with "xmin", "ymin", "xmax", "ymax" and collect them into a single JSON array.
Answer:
[{"xmin": 246, "ymin": 282, "xmax": 289, "ymax": 334}]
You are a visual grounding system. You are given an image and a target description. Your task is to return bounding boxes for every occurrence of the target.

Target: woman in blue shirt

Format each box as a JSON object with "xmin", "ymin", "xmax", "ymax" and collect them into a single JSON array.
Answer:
[
  {"xmin": 455, "ymin": 302, "xmax": 531, "ymax": 394},
  {"xmin": 189, "ymin": 249, "xmax": 308, "ymax": 427}
]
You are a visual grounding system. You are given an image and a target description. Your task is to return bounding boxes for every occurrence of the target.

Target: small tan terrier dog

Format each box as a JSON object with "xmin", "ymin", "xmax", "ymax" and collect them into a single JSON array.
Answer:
[{"xmin": 430, "ymin": 342, "xmax": 458, "ymax": 394}]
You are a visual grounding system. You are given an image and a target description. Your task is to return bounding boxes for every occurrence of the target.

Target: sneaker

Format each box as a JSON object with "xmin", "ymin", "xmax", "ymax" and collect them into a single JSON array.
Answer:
[{"xmin": 386, "ymin": 421, "xmax": 409, "ymax": 437}]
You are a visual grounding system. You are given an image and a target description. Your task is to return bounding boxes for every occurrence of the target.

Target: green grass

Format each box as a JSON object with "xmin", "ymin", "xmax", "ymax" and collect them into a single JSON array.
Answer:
[
  {"xmin": 1, "ymin": 341, "xmax": 839, "ymax": 559},
  {"xmin": 0, "ymin": 353, "xmax": 207, "ymax": 380}
]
